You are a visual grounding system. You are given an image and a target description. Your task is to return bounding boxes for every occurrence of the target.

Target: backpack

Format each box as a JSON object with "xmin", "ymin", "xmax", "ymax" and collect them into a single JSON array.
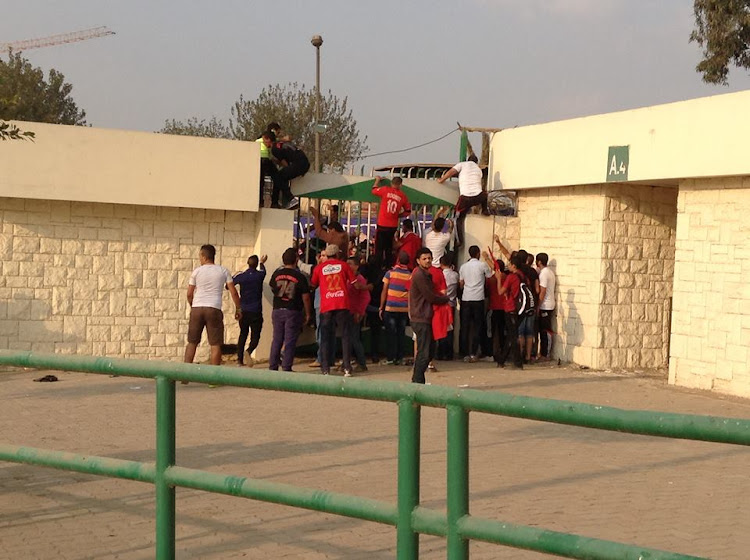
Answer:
[{"xmin": 515, "ymin": 272, "xmax": 536, "ymax": 317}]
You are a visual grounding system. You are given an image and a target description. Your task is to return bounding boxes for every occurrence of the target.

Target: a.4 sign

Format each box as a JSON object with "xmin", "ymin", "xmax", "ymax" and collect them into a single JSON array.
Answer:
[{"xmin": 606, "ymin": 145, "xmax": 629, "ymax": 182}]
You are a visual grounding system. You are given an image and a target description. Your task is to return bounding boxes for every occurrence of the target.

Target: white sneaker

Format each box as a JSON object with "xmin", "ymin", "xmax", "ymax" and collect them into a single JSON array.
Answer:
[
  {"xmin": 343, "ymin": 370, "xmax": 352, "ymax": 378},
  {"xmin": 244, "ymin": 351, "xmax": 255, "ymax": 367},
  {"xmin": 285, "ymin": 197, "xmax": 300, "ymax": 210}
]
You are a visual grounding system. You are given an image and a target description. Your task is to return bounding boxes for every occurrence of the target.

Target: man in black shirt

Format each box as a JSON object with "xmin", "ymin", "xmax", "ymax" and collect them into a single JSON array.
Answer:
[
  {"xmin": 361, "ymin": 256, "xmax": 385, "ymax": 364},
  {"xmin": 271, "ymin": 141, "xmax": 310, "ymax": 210},
  {"xmin": 268, "ymin": 248, "xmax": 312, "ymax": 371},
  {"xmin": 233, "ymin": 254, "xmax": 267, "ymax": 366}
]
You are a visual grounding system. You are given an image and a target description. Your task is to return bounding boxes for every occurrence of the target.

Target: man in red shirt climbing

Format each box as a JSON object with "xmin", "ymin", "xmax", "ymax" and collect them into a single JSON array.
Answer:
[{"xmin": 372, "ymin": 176, "xmax": 411, "ymax": 268}]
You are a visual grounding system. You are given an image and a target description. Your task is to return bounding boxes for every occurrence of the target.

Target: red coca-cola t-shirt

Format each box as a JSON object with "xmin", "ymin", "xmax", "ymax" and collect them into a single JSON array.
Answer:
[
  {"xmin": 312, "ymin": 259, "xmax": 354, "ymax": 313},
  {"xmin": 373, "ymin": 186, "xmax": 411, "ymax": 228}
]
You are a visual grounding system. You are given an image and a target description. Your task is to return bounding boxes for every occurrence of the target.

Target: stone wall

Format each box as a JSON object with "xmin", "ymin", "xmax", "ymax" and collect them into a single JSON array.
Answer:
[
  {"xmin": 514, "ymin": 186, "xmax": 607, "ymax": 366},
  {"xmin": 0, "ymin": 197, "xmax": 266, "ymax": 362},
  {"xmin": 669, "ymin": 179, "xmax": 750, "ymax": 396},
  {"xmin": 599, "ymin": 185, "xmax": 677, "ymax": 368},
  {"xmin": 513, "ymin": 184, "xmax": 678, "ymax": 370}
]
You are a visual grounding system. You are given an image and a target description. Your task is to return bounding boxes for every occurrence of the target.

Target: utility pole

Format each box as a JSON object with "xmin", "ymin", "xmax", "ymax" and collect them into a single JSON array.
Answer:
[{"xmin": 311, "ymin": 34, "xmax": 323, "ymax": 173}]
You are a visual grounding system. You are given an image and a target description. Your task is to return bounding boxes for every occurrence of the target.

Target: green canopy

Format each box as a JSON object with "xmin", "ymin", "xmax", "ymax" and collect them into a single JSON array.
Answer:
[{"xmin": 303, "ymin": 178, "xmax": 453, "ymax": 205}]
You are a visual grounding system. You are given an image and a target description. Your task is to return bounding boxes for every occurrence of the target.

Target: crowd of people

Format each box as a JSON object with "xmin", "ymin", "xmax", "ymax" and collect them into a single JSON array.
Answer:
[{"xmin": 183, "ymin": 158, "xmax": 557, "ymax": 384}]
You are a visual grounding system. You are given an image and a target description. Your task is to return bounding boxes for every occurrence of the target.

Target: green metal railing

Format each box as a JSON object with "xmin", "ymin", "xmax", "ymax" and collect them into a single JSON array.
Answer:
[{"xmin": 1, "ymin": 351, "xmax": 747, "ymax": 559}]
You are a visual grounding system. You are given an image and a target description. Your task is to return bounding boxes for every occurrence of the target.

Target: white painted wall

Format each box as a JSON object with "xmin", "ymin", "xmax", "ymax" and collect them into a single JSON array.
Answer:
[
  {"xmin": 490, "ymin": 90, "xmax": 750, "ymax": 191},
  {"xmin": 1, "ymin": 121, "xmax": 260, "ymax": 212}
]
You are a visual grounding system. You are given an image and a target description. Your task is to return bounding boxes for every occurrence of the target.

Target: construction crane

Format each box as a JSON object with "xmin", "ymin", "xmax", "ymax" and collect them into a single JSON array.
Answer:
[{"xmin": 0, "ymin": 26, "xmax": 115, "ymax": 54}]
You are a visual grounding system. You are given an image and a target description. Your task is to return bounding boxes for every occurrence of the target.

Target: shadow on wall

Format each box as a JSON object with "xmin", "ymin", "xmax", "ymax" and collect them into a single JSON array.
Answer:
[
  {"xmin": 0, "ymin": 298, "xmax": 79, "ymax": 355},
  {"xmin": 608, "ymin": 188, "xmax": 678, "ymax": 230},
  {"xmin": 558, "ymin": 288, "xmax": 582, "ymax": 363}
]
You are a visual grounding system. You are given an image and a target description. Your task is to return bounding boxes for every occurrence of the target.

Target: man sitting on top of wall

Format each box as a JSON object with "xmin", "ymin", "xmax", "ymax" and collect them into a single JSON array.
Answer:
[
  {"xmin": 264, "ymin": 134, "xmax": 309, "ymax": 211},
  {"xmin": 436, "ymin": 154, "xmax": 489, "ymax": 248}
]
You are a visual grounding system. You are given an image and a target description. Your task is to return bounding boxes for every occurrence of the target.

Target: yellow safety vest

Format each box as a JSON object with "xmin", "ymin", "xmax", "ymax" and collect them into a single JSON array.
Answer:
[{"xmin": 256, "ymin": 137, "xmax": 270, "ymax": 159}]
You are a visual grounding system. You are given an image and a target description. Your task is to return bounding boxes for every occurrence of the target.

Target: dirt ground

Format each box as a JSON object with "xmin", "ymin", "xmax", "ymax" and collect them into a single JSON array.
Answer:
[{"xmin": 1, "ymin": 357, "xmax": 749, "ymax": 559}]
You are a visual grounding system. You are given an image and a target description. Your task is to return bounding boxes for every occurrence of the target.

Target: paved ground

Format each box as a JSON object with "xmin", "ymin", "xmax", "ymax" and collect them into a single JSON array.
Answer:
[{"xmin": 2, "ymin": 357, "xmax": 750, "ymax": 560}]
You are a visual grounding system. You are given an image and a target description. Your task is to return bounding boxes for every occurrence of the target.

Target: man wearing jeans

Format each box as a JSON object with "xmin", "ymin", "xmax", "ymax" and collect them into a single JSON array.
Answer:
[
  {"xmin": 268, "ymin": 248, "xmax": 312, "ymax": 372},
  {"xmin": 269, "ymin": 139, "xmax": 309, "ymax": 210},
  {"xmin": 496, "ymin": 255, "xmax": 525, "ymax": 369},
  {"xmin": 409, "ymin": 248, "xmax": 449, "ymax": 384},
  {"xmin": 536, "ymin": 252, "xmax": 556, "ymax": 360},
  {"xmin": 458, "ymin": 245, "xmax": 492, "ymax": 362},
  {"xmin": 379, "ymin": 251, "xmax": 412, "ymax": 365},
  {"xmin": 233, "ymin": 254, "xmax": 267, "ymax": 366},
  {"xmin": 311, "ymin": 244, "xmax": 355, "ymax": 376}
]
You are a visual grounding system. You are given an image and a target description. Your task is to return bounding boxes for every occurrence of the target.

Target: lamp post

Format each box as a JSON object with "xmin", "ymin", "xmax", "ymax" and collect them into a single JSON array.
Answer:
[{"xmin": 311, "ymin": 34, "xmax": 323, "ymax": 173}]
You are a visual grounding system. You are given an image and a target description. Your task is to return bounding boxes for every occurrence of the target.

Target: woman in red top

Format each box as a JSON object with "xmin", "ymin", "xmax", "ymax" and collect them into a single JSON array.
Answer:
[
  {"xmin": 485, "ymin": 259, "xmax": 507, "ymax": 364},
  {"xmin": 495, "ymin": 255, "xmax": 524, "ymax": 369}
]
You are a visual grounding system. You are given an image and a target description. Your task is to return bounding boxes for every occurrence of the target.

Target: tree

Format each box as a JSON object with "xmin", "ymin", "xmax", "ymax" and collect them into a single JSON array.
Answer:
[
  {"xmin": 691, "ymin": 0, "xmax": 750, "ymax": 84},
  {"xmin": 0, "ymin": 52, "xmax": 87, "ymax": 125},
  {"xmin": 161, "ymin": 83, "xmax": 367, "ymax": 169},
  {"xmin": 159, "ymin": 116, "xmax": 231, "ymax": 139},
  {"xmin": 0, "ymin": 120, "xmax": 34, "ymax": 141},
  {"xmin": 230, "ymin": 83, "xmax": 368, "ymax": 170}
]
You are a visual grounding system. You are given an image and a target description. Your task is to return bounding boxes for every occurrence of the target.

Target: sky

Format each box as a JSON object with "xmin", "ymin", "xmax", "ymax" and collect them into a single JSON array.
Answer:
[{"xmin": 4, "ymin": 0, "xmax": 750, "ymax": 171}]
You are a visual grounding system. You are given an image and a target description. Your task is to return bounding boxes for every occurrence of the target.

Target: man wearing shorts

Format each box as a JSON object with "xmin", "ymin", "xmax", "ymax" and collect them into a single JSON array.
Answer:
[
  {"xmin": 184, "ymin": 244, "xmax": 241, "ymax": 366},
  {"xmin": 436, "ymin": 154, "xmax": 489, "ymax": 248}
]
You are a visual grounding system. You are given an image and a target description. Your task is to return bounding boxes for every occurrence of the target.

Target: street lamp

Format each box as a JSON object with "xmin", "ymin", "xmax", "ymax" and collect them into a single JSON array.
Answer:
[{"xmin": 311, "ymin": 34, "xmax": 323, "ymax": 173}]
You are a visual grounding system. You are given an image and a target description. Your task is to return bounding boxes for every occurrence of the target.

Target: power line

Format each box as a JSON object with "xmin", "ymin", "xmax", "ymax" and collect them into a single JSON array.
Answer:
[{"xmin": 359, "ymin": 127, "xmax": 459, "ymax": 160}]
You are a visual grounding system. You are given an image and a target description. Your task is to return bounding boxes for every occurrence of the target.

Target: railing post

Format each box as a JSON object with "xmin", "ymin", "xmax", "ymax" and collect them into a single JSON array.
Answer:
[
  {"xmin": 446, "ymin": 405, "xmax": 469, "ymax": 560},
  {"xmin": 155, "ymin": 375, "xmax": 176, "ymax": 560},
  {"xmin": 397, "ymin": 399, "xmax": 421, "ymax": 559}
]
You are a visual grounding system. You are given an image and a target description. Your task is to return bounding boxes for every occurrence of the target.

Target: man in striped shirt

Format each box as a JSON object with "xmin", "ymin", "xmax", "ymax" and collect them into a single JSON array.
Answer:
[{"xmin": 379, "ymin": 251, "xmax": 411, "ymax": 365}]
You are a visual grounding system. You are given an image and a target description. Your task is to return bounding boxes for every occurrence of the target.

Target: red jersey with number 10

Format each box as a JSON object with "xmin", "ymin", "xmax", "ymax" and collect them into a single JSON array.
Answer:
[
  {"xmin": 311, "ymin": 259, "xmax": 354, "ymax": 313},
  {"xmin": 373, "ymin": 186, "xmax": 411, "ymax": 228}
]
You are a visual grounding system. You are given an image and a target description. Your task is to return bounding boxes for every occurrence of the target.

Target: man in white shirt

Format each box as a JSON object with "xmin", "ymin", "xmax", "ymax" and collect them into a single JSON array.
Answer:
[
  {"xmin": 437, "ymin": 254, "xmax": 459, "ymax": 360},
  {"xmin": 536, "ymin": 252, "xmax": 556, "ymax": 360},
  {"xmin": 437, "ymin": 154, "xmax": 489, "ymax": 247},
  {"xmin": 458, "ymin": 245, "xmax": 493, "ymax": 362},
  {"xmin": 424, "ymin": 208, "xmax": 454, "ymax": 267},
  {"xmin": 184, "ymin": 244, "xmax": 242, "ymax": 367}
]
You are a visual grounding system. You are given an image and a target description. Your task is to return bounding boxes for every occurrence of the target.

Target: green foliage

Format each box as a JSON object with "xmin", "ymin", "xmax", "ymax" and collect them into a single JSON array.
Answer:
[
  {"xmin": 691, "ymin": 0, "xmax": 750, "ymax": 84},
  {"xmin": 160, "ymin": 83, "xmax": 368, "ymax": 170},
  {"xmin": 230, "ymin": 83, "xmax": 368, "ymax": 169},
  {"xmin": 0, "ymin": 120, "xmax": 35, "ymax": 141},
  {"xmin": 159, "ymin": 116, "xmax": 231, "ymax": 139},
  {"xmin": 0, "ymin": 52, "xmax": 87, "ymax": 125}
]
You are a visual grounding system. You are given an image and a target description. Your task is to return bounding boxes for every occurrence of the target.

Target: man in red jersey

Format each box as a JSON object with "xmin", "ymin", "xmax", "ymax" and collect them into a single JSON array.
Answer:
[
  {"xmin": 394, "ymin": 219, "xmax": 422, "ymax": 269},
  {"xmin": 372, "ymin": 175, "xmax": 411, "ymax": 268},
  {"xmin": 310, "ymin": 244, "xmax": 355, "ymax": 376}
]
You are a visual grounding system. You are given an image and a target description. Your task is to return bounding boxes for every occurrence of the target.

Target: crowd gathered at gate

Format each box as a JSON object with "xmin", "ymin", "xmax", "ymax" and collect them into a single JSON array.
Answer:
[{"xmin": 185, "ymin": 127, "xmax": 556, "ymax": 384}]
